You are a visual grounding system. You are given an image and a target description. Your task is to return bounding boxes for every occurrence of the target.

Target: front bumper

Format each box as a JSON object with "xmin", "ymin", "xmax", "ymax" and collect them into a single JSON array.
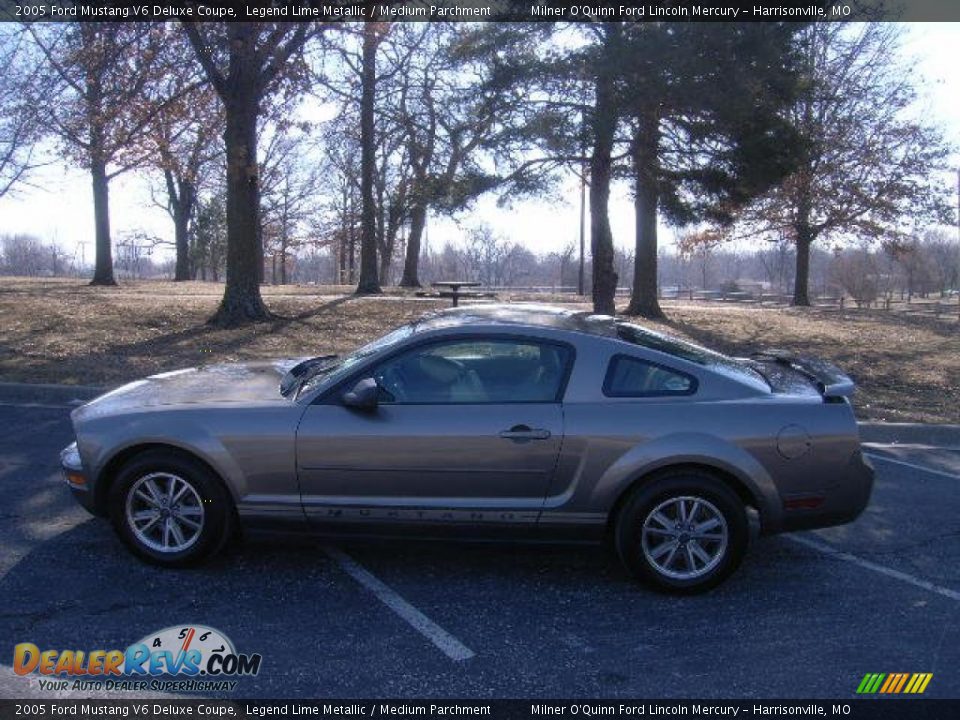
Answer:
[
  {"xmin": 61, "ymin": 441, "xmax": 97, "ymax": 514},
  {"xmin": 780, "ymin": 450, "xmax": 875, "ymax": 532}
]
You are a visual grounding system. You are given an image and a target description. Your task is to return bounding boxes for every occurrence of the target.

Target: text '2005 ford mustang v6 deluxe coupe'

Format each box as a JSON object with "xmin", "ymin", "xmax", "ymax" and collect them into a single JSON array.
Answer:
[{"xmin": 61, "ymin": 304, "xmax": 872, "ymax": 593}]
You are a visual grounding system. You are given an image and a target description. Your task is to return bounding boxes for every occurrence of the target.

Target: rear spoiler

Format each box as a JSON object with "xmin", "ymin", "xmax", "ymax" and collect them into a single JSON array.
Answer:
[{"xmin": 749, "ymin": 349, "xmax": 855, "ymax": 399}]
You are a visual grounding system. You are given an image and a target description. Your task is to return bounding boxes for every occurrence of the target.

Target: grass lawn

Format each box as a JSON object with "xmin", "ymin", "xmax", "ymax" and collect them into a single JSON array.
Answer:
[{"xmin": 1, "ymin": 277, "xmax": 957, "ymax": 424}]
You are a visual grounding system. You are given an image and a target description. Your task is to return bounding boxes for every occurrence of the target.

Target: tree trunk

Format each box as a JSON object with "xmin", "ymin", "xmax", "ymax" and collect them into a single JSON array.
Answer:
[
  {"xmin": 211, "ymin": 95, "xmax": 271, "ymax": 324},
  {"xmin": 356, "ymin": 25, "xmax": 381, "ymax": 295},
  {"xmin": 171, "ymin": 177, "xmax": 195, "ymax": 282},
  {"xmin": 348, "ymin": 218, "xmax": 356, "ymax": 284},
  {"xmin": 625, "ymin": 116, "xmax": 664, "ymax": 319},
  {"xmin": 589, "ymin": 34, "xmax": 619, "ymax": 316},
  {"xmin": 89, "ymin": 156, "xmax": 116, "ymax": 286},
  {"xmin": 339, "ymin": 182, "xmax": 349, "ymax": 284},
  {"xmin": 378, "ymin": 231, "xmax": 392, "ymax": 284},
  {"xmin": 173, "ymin": 209, "xmax": 191, "ymax": 281},
  {"xmin": 791, "ymin": 173, "xmax": 815, "ymax": 307},
  {"xmin": 578, "ymin": 163, "xmax": 586, "ymax": 296},
  {"xmin": 792, "ymin": 225, "xmax": 813, "ymax": 306},
  {"xmin": 399, "ymin": 203, "xmax": 427, "ymax": 287}
]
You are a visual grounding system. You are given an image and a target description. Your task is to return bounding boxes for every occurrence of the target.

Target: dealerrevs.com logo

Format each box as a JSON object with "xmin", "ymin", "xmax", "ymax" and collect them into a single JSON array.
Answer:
[{"xmin": 13, "ymin": 625, "xmax": 261, "ymax": 693}]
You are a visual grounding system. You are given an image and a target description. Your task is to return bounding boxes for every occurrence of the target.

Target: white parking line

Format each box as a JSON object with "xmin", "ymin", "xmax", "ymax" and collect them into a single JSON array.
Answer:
[
  {"xmin": 323, "ymin": 545, "xmax": 476, "ymax": 662},
  {"xmin": 863, "ymin": 442, "xmax": 960, "ymax": 452},
  {"xmin": 786, "ymin": 534, "xmax": 960, "ymax": 602},
  {"xmin": 864, "ymin": 452, "xmax": 959, "ymax": 480}
]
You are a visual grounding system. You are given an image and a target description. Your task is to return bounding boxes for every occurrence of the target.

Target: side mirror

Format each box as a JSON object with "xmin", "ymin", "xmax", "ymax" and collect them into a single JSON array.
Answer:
[{"xmin": 341, "ymin": 377, "xmax": 380, "ymax": 410}]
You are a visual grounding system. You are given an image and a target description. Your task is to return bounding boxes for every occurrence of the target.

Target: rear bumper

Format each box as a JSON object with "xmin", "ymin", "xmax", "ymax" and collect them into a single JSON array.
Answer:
[{"xmin": 779, "ymin": 451, "xmax": 874, "ymax": 533}]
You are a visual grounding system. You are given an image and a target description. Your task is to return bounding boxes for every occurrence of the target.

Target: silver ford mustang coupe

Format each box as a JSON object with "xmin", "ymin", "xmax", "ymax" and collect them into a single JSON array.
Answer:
[{"xmin": 61, "ymin": 304, "xmax": 872, "ymax": 593}]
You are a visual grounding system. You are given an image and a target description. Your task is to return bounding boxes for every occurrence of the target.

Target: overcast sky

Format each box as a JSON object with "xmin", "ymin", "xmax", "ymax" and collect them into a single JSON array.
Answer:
[{"xmin": 1, "ymin": 23, "xmax": 958, "ymax": 267}]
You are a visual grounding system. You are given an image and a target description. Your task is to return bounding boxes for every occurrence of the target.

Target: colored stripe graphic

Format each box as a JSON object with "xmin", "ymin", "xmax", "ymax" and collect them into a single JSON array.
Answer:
[
  {"xmin": 857, "ymin": 673, "xmax": 933, "ymax": 694},
  {"xmin": 857, "ymin": 673, "xmax": 878, "ymax": 694},
  {"xmin": 906, "ymin": 673, "xmax": 933, "ymax": 694}
]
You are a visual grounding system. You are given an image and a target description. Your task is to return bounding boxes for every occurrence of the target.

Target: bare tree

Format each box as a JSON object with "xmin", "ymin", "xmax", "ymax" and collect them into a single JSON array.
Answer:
[
  {"xmin": 921, "ymin": 228, "xmax": 960, "ymax": 297},
  {"xmin": 388, "ymin": 24, "xmax": 511, "ymax": 288},
  {"xmin": 355, "ymin": 23, "xmax": 387, "ymax": 294},
  {"xmin": 756, "ymin": 235, "xmax": 795, "ymax": 296},
  {"xmin": 1, "ymin": 234, "xmax": 49, "ymax": 276},
  {"xmin": 313, "ymin": 127, "xmax": 361, "ymax": 285},
  {"xmin": 0, "ymin": 28, "xmax": 44, "ymax": 197},
  {"xmin": 141, "ymin": 39, "xmax": 224, "ymax": 282},
  {"xmin": 586, "ymin": 25, "xmax": 622, "ymax": 316},
  {"xmin": 676, "ymin": 229, "xmax": 724, "ymax": 292},
  {"xmin": 734, "ymin": 24, "xmax": 953, "ymax": 306},
  {"xmin": 259, "ymin": 126, "xmax": 320, "ymax": 285},
  {"xmin": 886, "ymin": 237, "xmax": 935, "ymax": 301},
  {"xmin": 182, "ymin": 21, "xmax": 318, "ymax": 323},
  {"xmin": 192, "ymin": 192, "xmax": 228, "ymax": 282},
  {"xmin": 25, "ymin": 23, "xmax": 173, "ymax": 285},
  {"xmin": 831, "ymin": 244, "xmax": 880, "ymax": 307},
  {"xmin": 315, "ymin": 23, "xmax": 422, "ymax": 290}
]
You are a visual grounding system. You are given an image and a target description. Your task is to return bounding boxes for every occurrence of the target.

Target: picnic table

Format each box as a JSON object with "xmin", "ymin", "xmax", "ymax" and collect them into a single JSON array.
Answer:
[{"xmin": 432, "ymin": 280, "xmax": 482, "ymax": 307}]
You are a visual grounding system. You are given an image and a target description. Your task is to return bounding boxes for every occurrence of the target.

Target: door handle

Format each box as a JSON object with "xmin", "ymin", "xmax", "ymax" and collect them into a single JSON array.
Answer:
[{"xmin": 499, "ymin": 424, "xmax": 552, "ymax": 441}]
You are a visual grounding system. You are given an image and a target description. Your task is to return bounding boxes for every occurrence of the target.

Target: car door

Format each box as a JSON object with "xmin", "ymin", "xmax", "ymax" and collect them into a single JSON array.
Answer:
[{"xmin": 296, "ymin": 336, "xmax": 572, "ymax": 529}]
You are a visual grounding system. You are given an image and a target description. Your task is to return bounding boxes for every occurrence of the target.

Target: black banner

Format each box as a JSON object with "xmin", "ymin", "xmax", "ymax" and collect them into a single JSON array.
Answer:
[
  {"xmin": 2, "ymin": 701, "xmax": 960, "ymax": 720},
  {"xmin": 4, "ymin": 0, "xmax": 960, "ymax": 23}
]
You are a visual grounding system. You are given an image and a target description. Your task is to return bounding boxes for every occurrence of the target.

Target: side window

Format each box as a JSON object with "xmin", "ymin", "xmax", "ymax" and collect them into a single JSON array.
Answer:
[
  {"xmin": 603, "ymin": 355, "xmax": 697, "ymax": 397},
  {"xmin": 373, "ymin": 339, "xmax": 571, "ymax": 404}
]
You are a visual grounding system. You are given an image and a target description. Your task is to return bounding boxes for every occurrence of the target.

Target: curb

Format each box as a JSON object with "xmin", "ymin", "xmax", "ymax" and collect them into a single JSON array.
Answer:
[{"xmin": 0, "ymin": 381, "xmax": 109, "ymax": 405}]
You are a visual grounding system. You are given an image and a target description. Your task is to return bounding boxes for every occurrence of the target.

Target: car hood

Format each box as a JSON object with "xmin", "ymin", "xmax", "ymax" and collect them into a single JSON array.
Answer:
[{"xmin": 73, "ymin": 359, "xmax": 307, "ymax": 418}]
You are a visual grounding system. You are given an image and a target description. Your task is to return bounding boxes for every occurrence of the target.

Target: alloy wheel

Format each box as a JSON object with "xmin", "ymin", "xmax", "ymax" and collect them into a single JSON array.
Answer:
[
  {"xmin": 640, "ymin": 495, "xmax": 729, "ymax": 580},
  {"xmin": 125, "ymin": 472, "xmax": 205, "ymax": 554}
]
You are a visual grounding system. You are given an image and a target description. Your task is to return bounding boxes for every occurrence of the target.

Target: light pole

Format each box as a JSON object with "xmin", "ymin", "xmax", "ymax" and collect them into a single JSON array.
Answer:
[
  {"xmin": 578, "ymin": 160, "xmax": 586, "ymax": 296},
  {"xmin": 577, "ymin": 71, "xmax": 588, "ymax": 297}
]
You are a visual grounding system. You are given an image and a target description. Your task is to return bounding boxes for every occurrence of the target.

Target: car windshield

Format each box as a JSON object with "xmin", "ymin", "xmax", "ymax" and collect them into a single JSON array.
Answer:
[
  {"xmin": 296, "ymin": 322, "xmax": 418, "ymax": 398},
  {"xmin": 615, "ymin": 322, "xmax": 768, "ymax": 389}
]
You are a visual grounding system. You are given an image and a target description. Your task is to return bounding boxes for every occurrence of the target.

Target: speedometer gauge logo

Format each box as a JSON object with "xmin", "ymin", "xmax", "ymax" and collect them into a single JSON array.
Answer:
[
  {"xmin": 137, "ymin": 625, "xmax": 235, "ymax": 661},
  {"xmin": 126, "ymin": 624, "xmax": 259, "ymax": 676}
]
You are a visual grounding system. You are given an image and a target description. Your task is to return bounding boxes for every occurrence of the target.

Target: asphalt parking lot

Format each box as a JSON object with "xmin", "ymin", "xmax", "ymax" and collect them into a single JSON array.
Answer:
[{"xmin": 0, "ymin": 403, "xmax": 957, "ymax": 699}]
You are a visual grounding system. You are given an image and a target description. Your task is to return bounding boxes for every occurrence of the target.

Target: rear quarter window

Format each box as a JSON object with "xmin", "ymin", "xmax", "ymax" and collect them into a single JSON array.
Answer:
[
  {"xmin": 615, "ymin": 321, "xmax": 768, "ymax": 391},
  {"xmin": 603, "ymin": 355, "xmax": 698, "ymax": 397}
]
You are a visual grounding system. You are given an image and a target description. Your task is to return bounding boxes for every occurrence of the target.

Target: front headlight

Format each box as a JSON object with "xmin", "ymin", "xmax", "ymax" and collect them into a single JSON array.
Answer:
[{"xmin": 60, "ymin": 441, "xmax": 82, "ymax": 471}]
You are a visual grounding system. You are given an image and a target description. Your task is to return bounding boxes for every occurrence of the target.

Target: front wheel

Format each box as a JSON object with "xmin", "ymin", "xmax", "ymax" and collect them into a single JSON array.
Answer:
[
  {"xmin": 615, "ymin": 471, "xmax": 748, "ymax": 594},
  {"xmin": 108, "ymin": 450, "xmax": 235, "ymax": 567}
]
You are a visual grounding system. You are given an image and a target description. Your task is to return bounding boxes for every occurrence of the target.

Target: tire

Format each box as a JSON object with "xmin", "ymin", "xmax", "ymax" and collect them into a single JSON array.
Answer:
[
  {"xmin": 614, "ymin": 470, "xmax": 748, "ymax": 594},
  {"xmin": 108, "ymin": 449, "xmax": 235, "ymax": 567}
]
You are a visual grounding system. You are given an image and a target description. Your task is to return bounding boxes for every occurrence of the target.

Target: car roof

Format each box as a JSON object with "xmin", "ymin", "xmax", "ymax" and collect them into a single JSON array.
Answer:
[
  {"xmin": 417, "ymin": 303, "xmax": 618, "ymax": 337},
  {"xmin": 415, "ymin": 305, "xmax": 768, "ymax": 393}
]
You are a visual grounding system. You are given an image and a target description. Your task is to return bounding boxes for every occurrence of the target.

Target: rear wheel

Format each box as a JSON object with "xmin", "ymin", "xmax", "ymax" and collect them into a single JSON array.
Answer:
[
  {"xmin": 108, "ymin": 450, "xmax": 235, "ymax": 567},
  {"xmin": 615, "ymin": 470, "xmax": 748, "ymax": 594}
]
